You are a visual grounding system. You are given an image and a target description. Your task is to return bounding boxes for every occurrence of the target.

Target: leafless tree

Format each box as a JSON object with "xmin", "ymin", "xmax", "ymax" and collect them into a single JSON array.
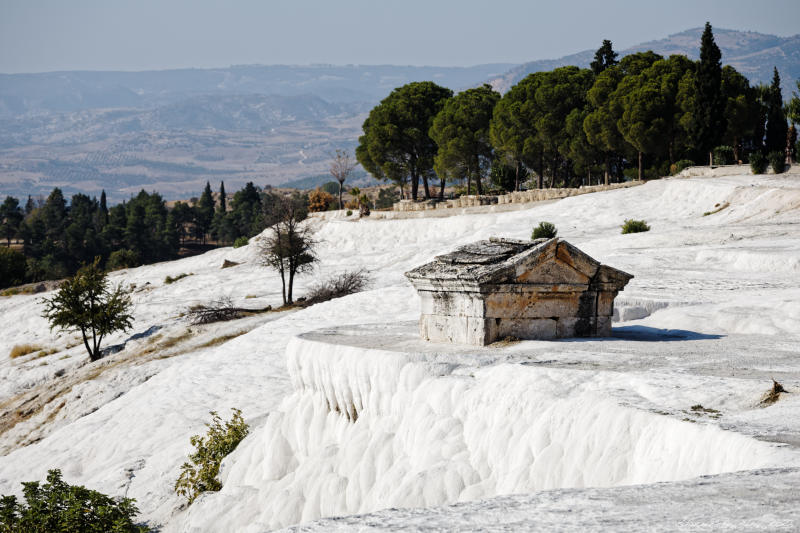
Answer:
[
  {"xmin": 330, "ymin": 149, "xmax": 356, "ymax": 210},
  {"xmin": 258, "ymin": 196, "xmax": 317, "ymax": 305}
]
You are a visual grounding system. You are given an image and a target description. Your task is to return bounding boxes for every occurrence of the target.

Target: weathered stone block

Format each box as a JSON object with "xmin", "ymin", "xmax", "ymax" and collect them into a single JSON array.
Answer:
[{"xmin": 406, "ymin": 238, "xmax": 632, "ymax": 346}]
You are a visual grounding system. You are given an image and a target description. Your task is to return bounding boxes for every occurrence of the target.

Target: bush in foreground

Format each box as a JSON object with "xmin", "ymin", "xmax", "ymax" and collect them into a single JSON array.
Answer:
[
  {"xmin": 175, "ymin": 409, "xmax": 249, "ymax": 504},
  {"xmin": 232, "ymin": 236, "xmax": 249, "ymax": 248},
  {"xmin": 621, "ymin": 219, "xmax": 650, "ymax": 234},
  {"xmin": 749, "ymin": 151, "xmax": 767, "ymax": 174},
  {"xmin": 531, "ymin": 221, "xmax": 557, "ymax": 240},
  {"xmin": 305, "ymin": 269, "xmax": 371, "ymax": 305},
  {"xmin": 0, "ymin": 469, "xmax": 147, "ymax": 532},
  {"xmin": 308, "ymin": 188, "xmax": 335, "ymax": 212},
  {"xmin": 767, "ymin": 151, "xmax": 786, "ymax": 174}
]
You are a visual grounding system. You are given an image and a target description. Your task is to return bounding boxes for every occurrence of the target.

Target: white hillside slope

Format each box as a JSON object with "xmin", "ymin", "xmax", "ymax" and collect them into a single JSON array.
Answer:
[{"xmin": 1, "ymin": 172, "xmax": 800, "ymax": 531}]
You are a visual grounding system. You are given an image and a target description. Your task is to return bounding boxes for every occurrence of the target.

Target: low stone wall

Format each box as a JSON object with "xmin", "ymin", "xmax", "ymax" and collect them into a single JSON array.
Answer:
[
  {"xmin": 392, "ymin": 180, "xmax": 644, "ymax": 212},
  {"xmin": 677, "ymin": 163, "xmax": 799, "ymax": 178}
]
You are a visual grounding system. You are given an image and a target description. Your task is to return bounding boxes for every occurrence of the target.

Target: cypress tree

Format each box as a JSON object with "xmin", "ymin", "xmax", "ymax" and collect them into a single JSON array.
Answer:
[
  {"xmin": 195, "ymin": 182, "xmax": 214, "ymax": 244},
  {"xmin": 764, "ymin": 67, "xmax": 788, "ymax": 154},
  {"xmin": 690, "ymin": 22, "xmax": 726, "ymax": 165},
  {"xmin": 590, "ymin": 40, "xmax": 618, "ymax": 75},
  {"xmin": 218, "ymin": 181, "xmax": 226, "ymax": 213},
  {"xmin": 99, "ymin": 190, "xmax": 109, "ymax": 225},
  {"xmin": 24, "ymin": 195, "xmax": 34, "ymax": 215}
]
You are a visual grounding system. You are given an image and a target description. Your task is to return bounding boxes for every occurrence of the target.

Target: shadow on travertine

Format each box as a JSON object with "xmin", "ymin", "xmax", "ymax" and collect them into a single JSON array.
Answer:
[{"xmin": 608, "ymin": 325, "xmax": 724, "ymax": 342}]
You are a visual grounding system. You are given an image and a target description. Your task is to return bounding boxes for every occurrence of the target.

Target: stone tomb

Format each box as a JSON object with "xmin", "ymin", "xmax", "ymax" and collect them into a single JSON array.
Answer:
[{"xmin": 405, "ymin": 237, "xmax": 633, "ymax": 345}]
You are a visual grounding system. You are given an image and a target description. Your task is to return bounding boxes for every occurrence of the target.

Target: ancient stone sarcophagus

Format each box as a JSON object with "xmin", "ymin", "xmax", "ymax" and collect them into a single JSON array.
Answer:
[{"xmin": 405, "ymin": 237, "xmax": 633, "ymax": 345}]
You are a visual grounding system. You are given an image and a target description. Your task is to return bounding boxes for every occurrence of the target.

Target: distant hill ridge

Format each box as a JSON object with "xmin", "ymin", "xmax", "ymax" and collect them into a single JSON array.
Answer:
[
  {"xmin": 489, "ymin": 27, "xmax": 800, "ymax": 97},
  {"xmin": 0, "ymin": 64, "xmax": 515, "ymax": 117}
]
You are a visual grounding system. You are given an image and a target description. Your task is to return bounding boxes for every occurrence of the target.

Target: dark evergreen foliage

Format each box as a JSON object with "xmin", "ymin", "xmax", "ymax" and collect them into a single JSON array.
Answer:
[
  {"xmin": 749, "ymin": 151, "xmax": 767, "ymax": 174},
  {"xmin": 764, "ymin": 68, "xmax": 788, "ymax": 154},
  {"xmin": 689, "ymin": 22, "xmax": 726, "ymax": 164},
  {"xmin": 430, "ymin": 84, "xmax": 500, "ymax": 196},
  {"xmin": 590, "ymin": 40, "xmax": 619, "ymax": 75},
  {"xmin": 41, "ymin": 258, "xmax": 134, "ymax": 361},
  {"xmin": 0, "ymin": 196, "xmax": 23, "ymax": 246},
  {"xmin": 0, "ymin": 469, "xmax": 147, "ymax": 532},
  {"xmin": 195, "ymin": 181, "xmax": 215, "ymax": 243},
  {"xmin": 356, "ymin": 81, "xmax": 453, "ymax": 200}
]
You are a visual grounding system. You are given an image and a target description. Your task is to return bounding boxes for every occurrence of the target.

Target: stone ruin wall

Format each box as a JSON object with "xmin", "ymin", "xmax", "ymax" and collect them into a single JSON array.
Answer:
[
  {"xmin": 419, "ymin": 284, "xmax": 619, "ymax": 346},
  {"xmin": 393, "ymin": 180, "xmax": 643, "ymax": 212}
]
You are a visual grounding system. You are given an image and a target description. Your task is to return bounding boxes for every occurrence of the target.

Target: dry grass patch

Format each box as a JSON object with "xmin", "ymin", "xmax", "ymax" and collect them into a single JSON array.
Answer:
[
  {"xmin": 9, "ymin": 344, "xmax": 43, "ymax": 359},
  {"xmin": 33, "ymin": 348, "xmax": 59, "ymax": 359},
  {"xmin": 490, "ymin": 336, "xmax": 521, "ymax": 347},
  {"xmin": 1, "ymin": 286, "xmax": 36, "ymax": 297},
  {"xmin": 688, "ymin": 404, "xmax": 722, "ymax": 419},
  {"xmin": 197, "ymin": 331, "xmax": 248, "ymax": 349},
  {"xmin": 703, "ymin": 202, "xmax": 730, "ymax": 216},
  {"xmin": 165, "ymin": 272, "xmax": 194, "ymax": 284}
]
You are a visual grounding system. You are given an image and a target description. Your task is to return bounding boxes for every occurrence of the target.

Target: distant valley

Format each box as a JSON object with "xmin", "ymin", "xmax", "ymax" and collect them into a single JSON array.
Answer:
[
  {"xmin": 1, "ymin": 27, "xmax": 798, "ymax": 202},
  {"xmin": 0, "ymin": 65, "xmax": 512, "ymax": 201}
]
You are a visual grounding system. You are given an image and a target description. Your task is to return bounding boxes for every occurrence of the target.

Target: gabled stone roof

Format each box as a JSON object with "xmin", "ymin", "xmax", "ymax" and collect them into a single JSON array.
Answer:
[{"xmin": 405, "ymin": 237, "xmax": 633, "ymax": 292}]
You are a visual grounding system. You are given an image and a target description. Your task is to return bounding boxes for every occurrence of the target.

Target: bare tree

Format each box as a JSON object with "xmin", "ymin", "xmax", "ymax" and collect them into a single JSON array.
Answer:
[
  {"xmin": 330, "ymin": 149, "xmax": 356, "ymax": 210},
  {"xmin": 258, "ymin": 197, "xmax": 317, "ymax": 305}
]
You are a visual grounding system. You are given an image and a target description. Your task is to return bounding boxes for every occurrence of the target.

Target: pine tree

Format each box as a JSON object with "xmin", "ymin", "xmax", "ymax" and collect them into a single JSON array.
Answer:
[
  {"xmin": 356, "ymin": 81, "xmax": 453, "ymax": 200},
  {"xmin": 24, "ymin": 195, "xmax": 34, "ymax": 216},
  {"xmin": 764, "ymin": 67, "xmax": 788, "ymax": 155},
  {"xmin": 590, "ymin": 40, "xmax": 618, "ymax": 75},
  {"xmin": 0, "ymin": 196, "xmax": 23, "ymax": 246},
  {"xmin": 41, "ymin": 188, "xmax": 67, "ymax": 242},
  {"xmin": 690, "ymin": 22, "xmax": 726, "ymax": 165},
  {"xmin": 430, "ymin": 84, "xmax": 499, "ymax": 197}
]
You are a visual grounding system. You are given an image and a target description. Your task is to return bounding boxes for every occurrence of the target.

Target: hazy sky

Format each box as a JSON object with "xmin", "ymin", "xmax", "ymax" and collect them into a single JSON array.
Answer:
[{"xmin": 1, "ymin": 0, "xmax": 798, "ymax": 73}]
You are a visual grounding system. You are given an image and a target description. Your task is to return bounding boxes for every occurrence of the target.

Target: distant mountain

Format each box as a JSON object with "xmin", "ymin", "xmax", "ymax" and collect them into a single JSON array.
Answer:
[
  {"xmin": 0, "ymin": 64, "xmax": 515, "ymax": 117},
  {"xmin": 489, "ymin": 28, "xmax": 800, "ymax": 97}
]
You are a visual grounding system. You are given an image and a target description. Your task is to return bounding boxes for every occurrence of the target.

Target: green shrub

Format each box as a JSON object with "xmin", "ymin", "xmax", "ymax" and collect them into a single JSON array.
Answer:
[
  {"xmin": 374, "ymin": 188, "xmax": 400, "ymax": 209},
  {"xmin": 0, "ymin": 469, "xmax": 146, "ymax": 532},
  {"xmin": 621, "ymin": 219, "xmax": 650, "ymax": 234},
  {"xmin": 320, "ymin": 181, "xmax": 340, "ymax": 196},
  {"xmin": 712, "ymin": 145, "xmax": 734, "ymax": 165},
  {"xmin": 531, "ymin": 221, "xmax": 558, "ymax": 240},
  {"xmin": 232, "ymin": 236, "xmax": 249, "ymax": 248},
  {"xmin": 346, "ymin": 209, "xmax": 353, "ymax": 216},
  {"xmin": 622, "ymin": 168, "xmax": 639, "ymax": 181},
  {"xmin": 107, "ymin": 249, "xmax": 140, "ymax": 271},
  {"xmin": 749, "ymin": 151, "xmax": 767, "ymax": 174},
  {"xmin": 767, "ymin": 151, "xmax": 786, "ymax": 174},
  {"xmin": 669, "ymin": 159, "xmax": 695, "ymax": 175},
  {"xmin": 175, "ymin": 409, "xmax": 249, "ymax": 504}
]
